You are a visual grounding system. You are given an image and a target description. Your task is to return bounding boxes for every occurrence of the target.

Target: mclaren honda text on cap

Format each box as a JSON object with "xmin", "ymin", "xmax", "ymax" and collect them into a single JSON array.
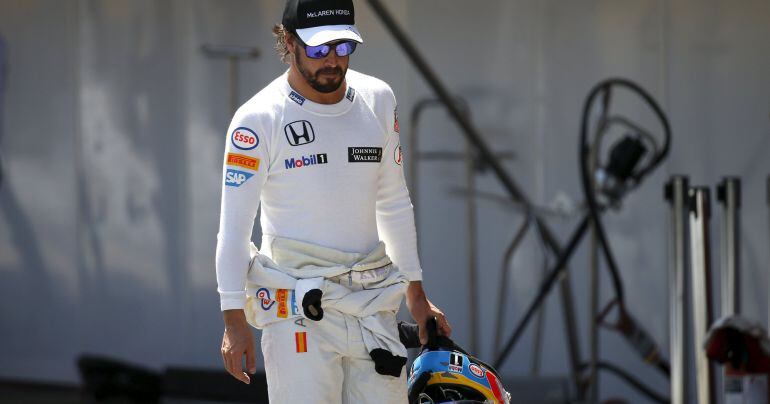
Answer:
[{"xmin": 283, "ymin": 0, "xmax": 364, "ymax": 46}]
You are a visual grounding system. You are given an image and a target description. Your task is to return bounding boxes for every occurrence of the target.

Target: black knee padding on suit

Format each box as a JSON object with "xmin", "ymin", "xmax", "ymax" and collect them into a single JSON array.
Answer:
[{"xmin": 369, "ymin": 348, "xmax": 407, "ymax": 377}]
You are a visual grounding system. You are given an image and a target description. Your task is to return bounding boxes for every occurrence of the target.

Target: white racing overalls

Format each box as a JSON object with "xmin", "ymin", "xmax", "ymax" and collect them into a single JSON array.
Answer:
[
  {"xmin": 215, "ymin": 69, "xmax": 422, "ymax": 403},
  {"xmin": 245, "ymin": 235, "xmax": 409, "ymax": 403}
]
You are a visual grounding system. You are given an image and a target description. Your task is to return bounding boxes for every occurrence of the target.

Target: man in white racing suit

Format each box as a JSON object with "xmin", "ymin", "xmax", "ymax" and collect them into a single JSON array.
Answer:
[{"xmin": 215, "ymin": 0, "xmax": 452, "ymax": 402}]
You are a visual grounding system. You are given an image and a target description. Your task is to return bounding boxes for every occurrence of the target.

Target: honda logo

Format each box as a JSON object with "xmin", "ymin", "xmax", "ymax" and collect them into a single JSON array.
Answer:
[{"xmin": 284, "ymin": 120, "xmax": 316, "ymax": 146}]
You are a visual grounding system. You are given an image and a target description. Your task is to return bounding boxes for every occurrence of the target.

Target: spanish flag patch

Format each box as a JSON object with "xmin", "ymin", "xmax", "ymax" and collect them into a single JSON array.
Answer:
[{"xmin": 295, "ymin": 332, "xmax": 307, "ymax": 353}]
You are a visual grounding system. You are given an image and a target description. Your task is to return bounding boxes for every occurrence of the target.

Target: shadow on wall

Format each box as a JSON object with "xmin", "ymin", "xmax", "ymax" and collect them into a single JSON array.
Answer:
[{"xmin": 77, "ymin": 355, "xmax": 269, "ymax": 403}]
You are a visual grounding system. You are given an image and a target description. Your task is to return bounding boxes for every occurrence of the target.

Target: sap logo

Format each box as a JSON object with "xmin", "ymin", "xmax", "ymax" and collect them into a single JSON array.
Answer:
[
  {"xmin": 289, "ymin": 91, "xmax": 305, "ymax": 105},
  {"xmin": 225, "ymin": 169, "xmax": 253, "ymax": 187},
  {"xmin": 284, "ymin": 120, "xmax": 315, "ymax": 146},
  {"xmin": 285, "ymin": 153, "xmax": 328, "ymax": 169},
  {"xmin": 231, "ymin": 127, "xmax": 259, "ymax": 150},
  {"xmin": 257, "ymin": 288, "xmax": 275, "ymax": 310},
  {"xmin": 290, "ymin": 291, "xmax": 299, "ymax": 315}
]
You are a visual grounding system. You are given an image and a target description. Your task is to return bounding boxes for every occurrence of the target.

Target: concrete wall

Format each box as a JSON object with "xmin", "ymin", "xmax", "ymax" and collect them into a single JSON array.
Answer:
[{"xmin": 1, "ymin": 0, "xmax": 768, "ymax": 401}]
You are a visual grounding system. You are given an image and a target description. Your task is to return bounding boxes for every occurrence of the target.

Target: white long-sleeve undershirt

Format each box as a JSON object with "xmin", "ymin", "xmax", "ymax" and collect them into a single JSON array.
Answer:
[{"xmin": 215, "ymin": 70, "xmax": 422, "ymax": 310}]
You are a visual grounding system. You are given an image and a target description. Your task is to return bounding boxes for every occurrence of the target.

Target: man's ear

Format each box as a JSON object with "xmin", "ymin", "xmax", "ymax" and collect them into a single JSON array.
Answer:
[{"xmin": 286, "ymin": 33, "xmax": 297, "ymax": 54}]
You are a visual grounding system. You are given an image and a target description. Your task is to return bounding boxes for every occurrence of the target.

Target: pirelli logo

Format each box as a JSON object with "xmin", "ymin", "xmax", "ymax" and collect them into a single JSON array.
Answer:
[
  {"xmin": 276, "ymin": 289, "xmax": 289, "ymax": 319},
  {"xmin": 227, "ymin": 153, "xmax": 260, "ymax": 171}
]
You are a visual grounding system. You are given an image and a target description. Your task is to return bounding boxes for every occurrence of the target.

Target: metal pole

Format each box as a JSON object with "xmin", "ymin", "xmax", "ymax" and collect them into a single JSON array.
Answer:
[
  {"xmin": 365, "ymin": 1, "xmax": 583, "ymax": 391},
  {"xmin": 688, "ymin": 186, "xmax": 715, "ymax": 404},
  {"xmin": 587, "ymin": 223, "xmax": 600, "ymax": 403},
  {"xmin": 408, "ymin": 98, "xmax": 483, "ymax": 354},
  {"xmin": 493, "ymin": 213, "xmax": 592, "ymax": 369},
  {"xmin": 530, "ymin": 285, "xmax": 546, "ymax": 376},
  {"xmin": 408, "ymin": 98, "xmax": 468, "ymax": 243},
  {"xmin": 0, "ymin": 34, "xmax": 6, "ymax": 190},
  {"xmin": 716, "ymin": 177, "xmax": 740, "ymax": 404},
  {"xmin": 586, "ymin": 123, "xmax": 605, "ymax": 403},
  {"xmin": 465, "ymin": 137, "xmax": 478, "ymax": 354},
  {"xmin": 665, "ymin": 176, "xmax": 689, "ymax": 404},
  {"xmin": 493, "ymin": 217, "xmax": 531, "ymax": 355},
  {"xmin": 716, "ymin": 177, "xmax": 741, "ymax": 316}
]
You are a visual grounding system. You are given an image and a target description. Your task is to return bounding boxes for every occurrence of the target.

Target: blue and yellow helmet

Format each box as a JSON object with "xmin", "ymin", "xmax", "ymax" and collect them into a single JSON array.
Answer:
[{"xmin": 408, "ymin": 349, "xmax": 510, "ymax": 404}]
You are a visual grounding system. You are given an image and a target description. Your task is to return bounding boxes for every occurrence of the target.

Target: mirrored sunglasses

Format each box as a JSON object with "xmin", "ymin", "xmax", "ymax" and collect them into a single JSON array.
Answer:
[{"xmin": 301, "ymin": 40, "xmax": 357, "ymax": 59}]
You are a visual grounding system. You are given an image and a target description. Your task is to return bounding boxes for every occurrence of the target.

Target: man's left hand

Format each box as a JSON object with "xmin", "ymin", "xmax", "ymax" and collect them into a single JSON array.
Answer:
[{"xmin": 406, "ymin": 281, "xmax": 452, "ymax": 345}]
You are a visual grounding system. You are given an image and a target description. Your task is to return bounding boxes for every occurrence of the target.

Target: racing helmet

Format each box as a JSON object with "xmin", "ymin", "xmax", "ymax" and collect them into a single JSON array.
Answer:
[{"xmin": 408, "ymin": 349, "xmax": 510, "ymax": 404}]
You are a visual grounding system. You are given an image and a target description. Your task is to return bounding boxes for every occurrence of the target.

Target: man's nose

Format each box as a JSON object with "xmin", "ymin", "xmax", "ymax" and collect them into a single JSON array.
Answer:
[{"xmin": 324, "ymin": 49, "xmax": 339, "ymax": 66}]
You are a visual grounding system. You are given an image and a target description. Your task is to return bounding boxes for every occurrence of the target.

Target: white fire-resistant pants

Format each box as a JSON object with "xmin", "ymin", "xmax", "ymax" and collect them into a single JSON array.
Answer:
[{"xmin": 260, "ymin": 275, "xmax": 408, "ymax": 403}]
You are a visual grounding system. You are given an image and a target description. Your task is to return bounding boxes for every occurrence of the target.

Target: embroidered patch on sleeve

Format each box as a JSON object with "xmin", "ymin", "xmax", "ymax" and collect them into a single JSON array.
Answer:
[
  {"xmin": 295, "ymin": 332, "xmax": 308, "ymax": 353},
  {"xmin": 225, "ymin": 169, "xmax": 254, "ymax": 187},
  {"xmin": 394, "ymin": 107, "xmax": 400, "ymax": 133},
  {"xmin": 231, "ymin": 127, "xmax": 259, "ymax": 150},
  {"xmin": 227, "ymin": 153, "xmax": 260, "ymax": 171},
  {"xmin": 276, "ymin": 289, "xmax": 289, "ymax": 318}
]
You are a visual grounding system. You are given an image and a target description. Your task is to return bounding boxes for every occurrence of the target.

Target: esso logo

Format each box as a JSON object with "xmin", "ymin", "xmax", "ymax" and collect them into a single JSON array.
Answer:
[
  {"xmin": 231, "ymin": 127, "xmax": 259, "ymax": 150},
  {"xmin": 469, "ymin": 363, "xmax": 485, "ymax": 378},
  {"xmin": 256, "ymin": 288, "xmax": 275, "ymax": 310}
]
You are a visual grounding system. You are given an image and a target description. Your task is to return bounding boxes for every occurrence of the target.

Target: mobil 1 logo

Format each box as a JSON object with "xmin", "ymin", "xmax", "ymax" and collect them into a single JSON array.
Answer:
[
  {"xmin": 285, "ymin": 153, "xmax": 328, "ymax": 170},
  {"xmin": 284, "ymin": 120, "xmax": 315, "ymax": 146},
  {"xmin": 348, "ymin": 147, "xmax": 382, "ymax": 163}
]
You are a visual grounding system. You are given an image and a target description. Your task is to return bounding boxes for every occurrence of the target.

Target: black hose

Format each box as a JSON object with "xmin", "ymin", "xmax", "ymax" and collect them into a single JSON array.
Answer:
[
  {"xmin": 579, "ymin": 79, "xmax": 672, "ymax": 377},
  {"xmin": 579, "ymin": 79, "xmax": 671, "ymax": 308}
]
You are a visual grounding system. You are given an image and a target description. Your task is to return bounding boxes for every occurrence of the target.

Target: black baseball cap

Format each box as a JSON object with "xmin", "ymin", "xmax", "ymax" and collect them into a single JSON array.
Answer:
[{"xmin": 282, "ymin": 0, "xmax": 363, "ymax": 46}]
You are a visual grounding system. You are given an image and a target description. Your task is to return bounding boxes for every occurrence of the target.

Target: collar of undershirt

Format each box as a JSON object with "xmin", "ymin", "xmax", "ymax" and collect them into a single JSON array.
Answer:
[{"xmin": 281, "ymin": 71, "xmax": 356, "ymax": 116}]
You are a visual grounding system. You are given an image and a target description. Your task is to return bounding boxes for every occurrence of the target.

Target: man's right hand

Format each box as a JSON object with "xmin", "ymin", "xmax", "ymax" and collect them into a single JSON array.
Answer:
[{"xmin": 221, "ymin": 309, "xmax": 256, "ymax": 384}]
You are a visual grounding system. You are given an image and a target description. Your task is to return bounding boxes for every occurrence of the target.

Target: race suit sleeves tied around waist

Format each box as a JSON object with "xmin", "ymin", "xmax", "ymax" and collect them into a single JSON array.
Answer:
[{"xmin": 243, "ymin": 236, "xmax": 410, "ymax": 361}]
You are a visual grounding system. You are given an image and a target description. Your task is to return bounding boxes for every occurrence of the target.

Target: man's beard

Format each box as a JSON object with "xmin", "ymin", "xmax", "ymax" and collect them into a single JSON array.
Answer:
[{"xmin": 295, "ymin": 48, "xmax": 346, "ymax": 93}]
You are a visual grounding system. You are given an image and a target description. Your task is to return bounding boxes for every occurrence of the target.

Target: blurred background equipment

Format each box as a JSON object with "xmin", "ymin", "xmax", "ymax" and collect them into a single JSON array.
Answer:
[
  {"xmin": 200, "ymin": 44, "xmax": 260, "ymax": 115},
  {"xmin": 664, "ymin": 174, "xmax": 770, "ymax": 404},
  {"xmin": 689, "ymin": 186, "xmax": 716, "ymax": 404},
  {"xmin": 408, "ymin": 96, "xmax": 516, "ymax": 355},
  {"xmin": 367, "ymin": 1, "xmax": 586, "ymax": 393},
  {"xmin": 664, "ymin": 175, "xmax": 690, "ymax": 404},
  {"xmin": 489, "ymin": 79, "xmax": 672, "ymax": 404}
]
